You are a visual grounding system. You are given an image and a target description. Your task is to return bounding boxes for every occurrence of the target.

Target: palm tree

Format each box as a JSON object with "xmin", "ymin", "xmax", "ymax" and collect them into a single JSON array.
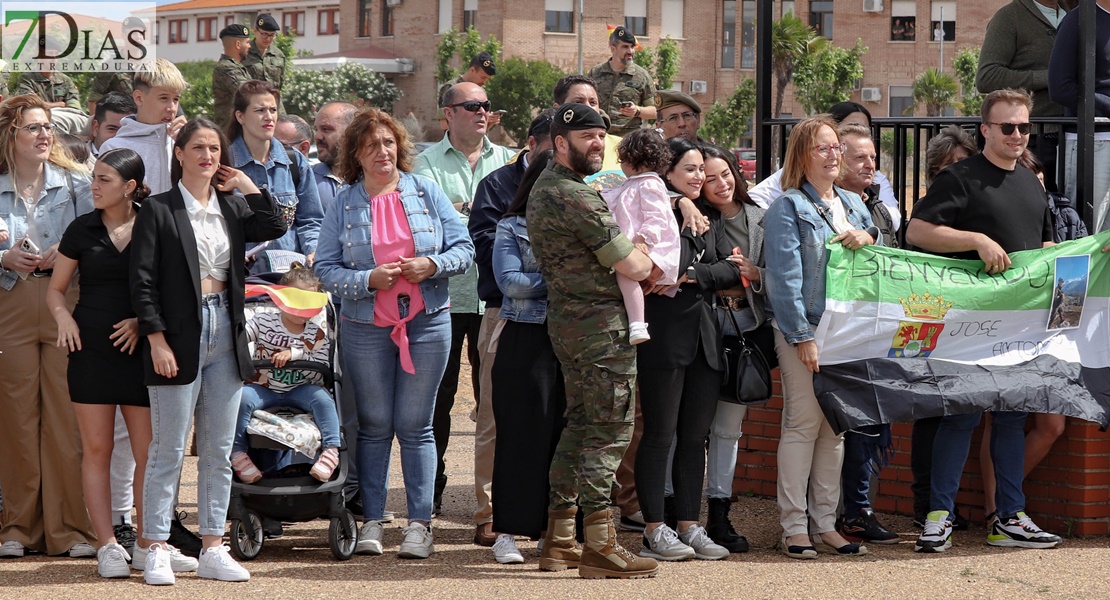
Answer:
[
  {"xmin": 907, "ymin": 67, "xmax": 961, "ymax": 117},
  {"xmin": 771, "ymin": 13, "xmax": 814, "ymax": 119}
]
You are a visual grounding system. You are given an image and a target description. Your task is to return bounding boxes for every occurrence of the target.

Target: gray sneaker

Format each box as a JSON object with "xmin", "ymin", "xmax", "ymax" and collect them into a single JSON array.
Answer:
[
  {"xmin": 639, "ymin": 524, "xmax": 695, "ymax": 561},
  {"xmin": 678, "ymin": 524, "xmax": 729, "ymax": 560},
  {"xmin": 355, "ymin": 520, "xmax": 384, "ymax": 555},
  {"xmin": 397, "ymin": 522, "xmax": 434, "ymax": 559}
]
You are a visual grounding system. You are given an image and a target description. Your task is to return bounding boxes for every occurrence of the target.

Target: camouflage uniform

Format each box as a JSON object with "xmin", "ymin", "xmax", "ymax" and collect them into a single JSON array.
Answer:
[
  {"xmin": 435, "ymin": 75, "xmax": 466, "ymax": 121},
  {"xmin": 526, "ymin": 162, "xmax": 637, "ymax": 514},
  {"xmin": 212, "ymin": 54, "xmax": 252, "ymax": 128},
  {"xmin": 243, "ymin": 44, "xmax": 287, "ymax": 114},
  {"xmin": 87, "ymin": 72, "xmax": 133, "ymax": 106},
  {"xmin": 587, "ymin": 61, "xmax": 656, "ymax": 137},
  {"xmin": 16, "ymin": 72, "xmax": 83, "ymax": 111}
]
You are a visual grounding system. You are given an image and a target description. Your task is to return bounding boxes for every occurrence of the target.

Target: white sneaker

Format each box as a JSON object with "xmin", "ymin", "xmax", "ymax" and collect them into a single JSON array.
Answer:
[
  {"xmin": 639, "ymin": 524, "xmax": 695, "ymax": 561},
  {"xmin": 678, "ymin": 524, "xmax": 729, "ymax": 560},
  {"xmin": 355, "ymin": 520, "xmax": 384, "ymax": 555},
  {"xmin": 197, "ymin": 544, "xmax": 250, "ymax": 582},
  {"xmin": 68, "ymin": 542, "xmax": 96, "ymax": 558},
  {"xmin": 0, "ymin": 540, "xmax": 25, "ymax": 558},
  {"xmin": 492, "ymin": 533, "xmax": 524, "ymax": 564},
  {"xmin": 143, "ymin": 545, "xmax": 176, "ymax": 586},
  {"xmin": 132, "ymin": 543, "xmax": 198, "ymax": 572},
  {"xmin": 97, "ymin": 542, "xmax": 131, "ymax": 578},
  {"xmin": 629, "ymin": 322, "xmax": 650, "ymax": 345},
  {"xmin": 397, "ymin": 522, "xmax": 434, "ymax": 559}
]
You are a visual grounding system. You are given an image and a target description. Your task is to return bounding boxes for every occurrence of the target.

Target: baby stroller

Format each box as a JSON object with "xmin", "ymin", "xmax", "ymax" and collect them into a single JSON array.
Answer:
[{"xmin": 227, "ymin": 273, "xmax": 357, "ymax": 561}]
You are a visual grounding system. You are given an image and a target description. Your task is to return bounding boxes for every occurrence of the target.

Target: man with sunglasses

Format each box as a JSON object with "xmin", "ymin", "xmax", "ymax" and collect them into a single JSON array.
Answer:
[
  {"xmin": 437, "ymin": 52, "xmax": 502, "ymax": 130},
  {"xmin": 906, "ymin": 88, "xmax": 1060, "ymax": 554},
  {"xmin": 414, "ymin": 81, "xmax": 515, "ymax": 549},
  {"xmin": 655, "ymin": 91, "xmax": 703, "ymax": 143},
  {"xmin": 244, "ymin": 13, "xmax": 287, "ymax": 115}
]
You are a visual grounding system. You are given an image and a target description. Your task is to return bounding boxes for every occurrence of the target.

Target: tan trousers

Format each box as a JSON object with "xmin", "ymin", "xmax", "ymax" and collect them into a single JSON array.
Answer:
[
  {"xmin": 472, "ymin": 308, "xmax": 499, "ymax": 525},
  {"xmin": 613, "ymin": 390, "xmax": 643, "ymax": 514},
  {"xmin": 0, "ymin": 276, "xmax": 94, "ymax": 554},
  {"xmin": 773, "ymin": 328, "xmax": 844, "ymax": 538}
]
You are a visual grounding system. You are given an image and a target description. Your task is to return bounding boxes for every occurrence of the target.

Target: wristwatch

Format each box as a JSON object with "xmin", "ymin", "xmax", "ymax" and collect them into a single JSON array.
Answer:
[{"xmin": 686, "ymin": 265, "xmax": 697, "ymax": 281}]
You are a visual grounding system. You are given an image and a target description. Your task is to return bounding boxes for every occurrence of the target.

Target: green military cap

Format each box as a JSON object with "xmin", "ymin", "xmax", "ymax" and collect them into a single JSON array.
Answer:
[
  {"xmin": 554, "ymin": 103, "xmax": 608, "ymax": 131},
  {"xmin": 255, "ymin": 13, "xmax": 280, "ymax": 32},
  {"xmin": 220, "ymin": 24, "xmax": 251, "ymax": 39},
  {"xmin": 655, "ymin": 90, "xmax": 702, "ymax": 114}
]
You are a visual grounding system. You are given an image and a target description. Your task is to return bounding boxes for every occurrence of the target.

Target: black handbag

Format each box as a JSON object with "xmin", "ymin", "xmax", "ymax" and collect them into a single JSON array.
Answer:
[{"xmin": 719, "ymin": 300, "xmax": 774, "ymax": 405}]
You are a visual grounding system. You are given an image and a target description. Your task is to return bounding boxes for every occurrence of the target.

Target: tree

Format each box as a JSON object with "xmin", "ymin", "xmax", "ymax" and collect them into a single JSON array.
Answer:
[
  {"xmin": 633, "ymin": 46, "xmax": 656, "ymax": 75},
  {"xmin": 177, "ymin": 60, "xmax": 216, "ymax": 119},
  {"xmin": 435, "ymin": 26, "xmax": 502, "ymax": 85},
  {"xmin": 435, "ymin": 28, "xmax": 461, "ymax": 83},
  {"xmin": 793, "ymin": 38, "xmax": 867, "ymax": 115},
  {"xmin": 654, "ymin": 37, "xmax": 681, "ymax": 90},
  {"xmin": 283, "ymin": 62, "xmax": 402, "ymax": 121},
  {"xmin": 771, "ymin": 13, "xmax": 813, "ymax": 118},
  {"xmin": 908, "ymin": 67, "xmax": 960, "ymax": 116},
  {"xmin": 700, "ymin": 78, "xmax": 757, "ymax": 148},
  {"xmin": 484, "ymin": 57, "xmax": 566, "ymax": 142},
  {"xmin": 953, "ymin": 47, "xmax": 982, "ymax": 116}
]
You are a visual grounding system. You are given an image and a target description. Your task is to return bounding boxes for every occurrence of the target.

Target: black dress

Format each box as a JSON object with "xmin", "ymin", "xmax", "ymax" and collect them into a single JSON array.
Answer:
[{"xmin": 58, "ymin": 207, "xmax": 148, "ymax": 406}]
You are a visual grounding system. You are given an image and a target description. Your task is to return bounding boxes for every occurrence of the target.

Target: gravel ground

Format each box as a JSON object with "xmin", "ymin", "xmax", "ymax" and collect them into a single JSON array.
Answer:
[{"xmin": 4, "ymin": 363, "xmax": 1109, "ymax": 598}]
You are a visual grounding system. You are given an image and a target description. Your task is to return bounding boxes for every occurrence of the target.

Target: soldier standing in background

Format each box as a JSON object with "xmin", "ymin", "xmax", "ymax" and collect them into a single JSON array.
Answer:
[
  {"xmin": 588, "ymin": 27, "xmax": 656, "ymax": 137},
  {"xmin": 244, "ymin": 13, "xmax": 287, "ymax": 115},
  {"xmin": 87, "ymin": 17, "xmax": 148, "ymax": 114},
  {"xmin": 437, "ymin": 52, "xmax": 501, "ymax": 129},
  {"xmin": 212, "ymin": 24, "xmax": 253, "ymax": 128}
]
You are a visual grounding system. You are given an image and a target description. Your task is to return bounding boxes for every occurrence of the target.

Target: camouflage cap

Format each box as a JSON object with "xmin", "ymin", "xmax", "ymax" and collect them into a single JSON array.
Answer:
[
  {"xmin": 219, "ymin": 23, "xmax": 251, "ymax": 39},
  {"xmin": 255, "ymin": 13, "xmax": 280, "ymax": 32},
  {"xmin": 554, "ymin": 103, "xmax": 608, "ymax": 131}
]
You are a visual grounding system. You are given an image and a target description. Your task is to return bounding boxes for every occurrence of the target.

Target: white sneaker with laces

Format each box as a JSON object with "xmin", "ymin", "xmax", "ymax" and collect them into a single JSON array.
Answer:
[
  {"xmin": 678, "ymin": 524, "xmax": 729, "ymax": 560},
  {"xmin": 356, "ymin": 520, "xmax": 384, "ymax": 555},
  {"xmin": 492, "ymin": 533, "xmax": 524, "ymax": 564},
  {"xmin": 629, "ymin": 322, "xmax": 650, "ymax": 345},
  {"xmin": 68, "ymin": 542, "xmax": 96, "ymax": 558},
  {"xmin": 143, "ymin": 544, "xmax": 175, "ymax": 586},
  {"xmin": 0, "ymin": 540, "xmax": 25, "ymax": 558},
  {"xmin": 132, "ymin": 543, "xmax": 198, "ymax": 572},
  {"xmin": 97, "ymin": 542, "xmax": 131, "ymax": 578},
  {"xmin": 397, "ymin": 522, "xmax": 434, "ymax": 559},
  {"xmin": 639, "ymin": 524, "xmax": 695, "ymax": 561},
  {"xmin": 197, "ymin": 544, "xmax": 250, "ymax": 582}
]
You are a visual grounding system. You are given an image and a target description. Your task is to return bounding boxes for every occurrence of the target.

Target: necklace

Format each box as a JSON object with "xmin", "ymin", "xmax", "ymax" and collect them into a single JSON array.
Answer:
[
  {"xmin": 722, "ymin": 203, "xmax": 743, "ymax": 219},
  {"xmin": 103, "ymin": 208, "xmax": 136, "ymax": 242},
  {"xmin": 13, "ymin": 168, "xmax": 44, "ymax": 203}
]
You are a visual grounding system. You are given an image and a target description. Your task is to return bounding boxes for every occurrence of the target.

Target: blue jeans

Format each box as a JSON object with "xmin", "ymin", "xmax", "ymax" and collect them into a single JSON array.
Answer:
[
  {"xmin": 841, "ymin": 424, "xmax": 890, "ymax": 520},
  {"xmin": 144, "ymin": 292, "xmax": 243, "ymax": 539},
  {"xmin": 930, "ymin": 411, "xmax": 1026, "ymax": 519},
  {"xmin": 703, "ymin": 307, "xmax": 757, "ymax": 499},
  {"xmin": 342, "ymin": 309, "xmax": 450, "ymax": 523},
  {"xmin": 234, "ymin": 383, "xmax": 341, "ymax": 453}
]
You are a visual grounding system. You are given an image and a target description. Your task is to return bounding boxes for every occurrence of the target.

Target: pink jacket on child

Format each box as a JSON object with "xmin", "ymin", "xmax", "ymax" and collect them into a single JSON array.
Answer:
[{"xmin": 601, "ymin": 172, "xmax": 681, "ymax": 286}]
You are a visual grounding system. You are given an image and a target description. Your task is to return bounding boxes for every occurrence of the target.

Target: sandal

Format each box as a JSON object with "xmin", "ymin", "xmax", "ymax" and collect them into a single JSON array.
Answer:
[
  {"xmin": 781, "ymin": 536, "xmax": 817, "ymax": 560},
  {"xmin": 231, "ymin": 451, "xmax": 262, "ymax": 483},
  {"xmin": 310, "ymin": 447, "xmax": 340, "ymax": 482}
]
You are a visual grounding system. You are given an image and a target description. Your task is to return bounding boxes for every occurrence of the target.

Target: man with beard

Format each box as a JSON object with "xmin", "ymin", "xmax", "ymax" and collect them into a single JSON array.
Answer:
[
  {"xmin": 212, "ymin": 24, "xmax": 253, "ymax": 128},
  {"xmin": 527, "ymin": 103, "xmax": 660, "ymax": 579},
  {"xmin": 589, "ymin": 27, "xmax": 656, "ymax": 137},
  {"xmin": 312, "ymin": 101, "xmax": 357, "ymax": 213}
]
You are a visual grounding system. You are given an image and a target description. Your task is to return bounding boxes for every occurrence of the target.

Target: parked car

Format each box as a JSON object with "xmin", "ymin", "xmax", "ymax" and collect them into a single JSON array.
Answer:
[{"xmin": 732, "ymin": 148, "xmax": 757, "ymax": 183}]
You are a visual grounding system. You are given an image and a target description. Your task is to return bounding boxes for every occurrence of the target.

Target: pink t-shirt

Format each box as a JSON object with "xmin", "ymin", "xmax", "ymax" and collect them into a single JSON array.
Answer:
[
  {"xmin": 601, "ymin": 172, "xmax": 681, "ymax": 285},
  {"xmin": 370, "ymin": 191, "xmax": 425, "ymax": 374}
]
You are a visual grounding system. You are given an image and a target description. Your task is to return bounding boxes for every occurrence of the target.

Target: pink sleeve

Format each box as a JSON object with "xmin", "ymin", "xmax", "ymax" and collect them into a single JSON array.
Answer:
[{"xmin": 634, "ymin": 178, "xmax": 682, "ymax": 284}]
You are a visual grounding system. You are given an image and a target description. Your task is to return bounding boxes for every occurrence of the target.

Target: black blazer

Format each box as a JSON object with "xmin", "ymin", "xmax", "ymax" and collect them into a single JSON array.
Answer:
[
  {"xmin": 130, "ymin": 185, "xmax": 286, "ymax": 386},
  {"xmin": 637, "ymin": 207, "xmax": 741, "ymax": 371}
]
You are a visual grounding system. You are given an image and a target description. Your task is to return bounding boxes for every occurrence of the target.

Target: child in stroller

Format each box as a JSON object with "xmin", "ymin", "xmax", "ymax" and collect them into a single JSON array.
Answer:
[{"xmin": 231, "ymin": 266, "xmax": 340, "ymax": 483}]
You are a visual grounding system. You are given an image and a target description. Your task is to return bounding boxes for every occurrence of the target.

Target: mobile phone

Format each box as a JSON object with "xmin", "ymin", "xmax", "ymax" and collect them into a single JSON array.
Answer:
[
  {"xmin": 620, "ymin": 101, "xmax": 634, "ymax": 108},
  {"xmin": 19, "ymin": 236, "xmax": 40, "ymax": 255},
  {"xmin": 494, "ymin": 109, "xmax": 508, "ymax": 115},
  {"xmin": 731, "ymin": 246, "xmax": 751, "ymax": 288}
]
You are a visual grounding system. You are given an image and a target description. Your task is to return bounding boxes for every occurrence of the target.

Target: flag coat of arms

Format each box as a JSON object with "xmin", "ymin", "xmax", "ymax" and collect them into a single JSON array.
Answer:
[{"xmin": 812, "ymin": 231, "xmax": 1110, "ymax": 433}]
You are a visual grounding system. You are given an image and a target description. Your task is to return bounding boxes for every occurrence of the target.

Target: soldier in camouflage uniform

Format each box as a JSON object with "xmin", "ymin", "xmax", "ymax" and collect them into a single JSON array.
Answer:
[
  {"xmin": 243, "ymin": 13, "xmax": 287, "ymax": 115},
  {"xmin": 436, "ymin": 51, "xmax": 500, "ymax": 128},
  {"xmin": 86, "ymin": 17, "xmax": 147, "ymax": 113},
  {"xmin": 588, "ymin": 27, "xmax": 657, "ymax": 137},
  {"xmin": 213, "ymin": 24, "xmax": 253, "ymax": 128},
  {"xmin": 17, "ymin": 72, "xmax": 83, "ymax": 111},
  {"xmin": 526, "ymin": 102, "xmax": 659, "ymax": 580}
]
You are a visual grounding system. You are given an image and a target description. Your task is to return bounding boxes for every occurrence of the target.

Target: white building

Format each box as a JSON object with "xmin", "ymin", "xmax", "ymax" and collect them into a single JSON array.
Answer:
[{"xmin": 150, "ymin": 0, "xmax": 341, "ymax": 63}]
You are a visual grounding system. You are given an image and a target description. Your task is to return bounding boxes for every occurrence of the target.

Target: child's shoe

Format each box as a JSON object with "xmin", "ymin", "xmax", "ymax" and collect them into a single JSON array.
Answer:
[
  {"xmin": 629, "ymin": 322, "xmax": 650, "ymax": 345},
  {"xmin": 230, "ymin": 451, "xmax": 261, "ymax": 483},
  {"xmin": 310, "ymin": 447, "xmax": 340, "ymax": 482}
]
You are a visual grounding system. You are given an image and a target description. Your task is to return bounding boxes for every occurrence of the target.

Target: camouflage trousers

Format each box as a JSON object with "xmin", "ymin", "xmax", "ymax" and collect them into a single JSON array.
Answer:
[{"xmin": 547, "ymin": 330, "xmax": 636, "ymax": 514}]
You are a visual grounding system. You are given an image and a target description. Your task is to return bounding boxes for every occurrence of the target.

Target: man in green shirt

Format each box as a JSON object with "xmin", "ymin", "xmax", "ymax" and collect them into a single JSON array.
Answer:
[
  {"xmin": 588, "ymin": 27, "xmax": 657, "ymax": 137},
  {"xmin": 212, "ymin": 24, "xmax": 253, "ymax": 128},
  {"xmin": 244, "ymin": 13, "xmax": 287, "ymax": 115}
]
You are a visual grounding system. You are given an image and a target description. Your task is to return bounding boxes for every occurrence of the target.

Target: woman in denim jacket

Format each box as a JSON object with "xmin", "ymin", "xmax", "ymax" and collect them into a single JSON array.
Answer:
[
  {"xmin": 226, "ymin": 81, "xmax": 323, "ymax": 271},
  {"xmin": 0, "ymin": 95, "xmax": 96, "ymax": 558},
  {"xmin": 314, "ymin": 108, "xmax": 473, "ymax": 560},
  {"xmin": 487, "ymin": 151, "xmax": 566, "ymax": 559},
  {"xmin": 764, "ymin": 116, "xmax": 880, "ymax": 560}
]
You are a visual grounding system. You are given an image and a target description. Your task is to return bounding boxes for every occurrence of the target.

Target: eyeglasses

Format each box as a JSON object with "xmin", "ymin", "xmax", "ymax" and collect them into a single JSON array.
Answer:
[
  {"xmin": 256, "ymin": 31, "xmax": 277, "ymax": 40},
  {"xmin": 660, "ymin": 111, "xmax": 699, "ymax": 126},
  {"xmin": 813, "ymin": 143, "xmax": 847, "ymax": 157},
  {"xmin": 987, "ymin": 121, "xmax": 1031, "ymax": 136},
  {"xmin": 15, "ymin": 123, "xmax": 57, "ymax": 136},
  {"xmin": 448, "ymin": 100, "xmax": 492, "ymax": 113}
]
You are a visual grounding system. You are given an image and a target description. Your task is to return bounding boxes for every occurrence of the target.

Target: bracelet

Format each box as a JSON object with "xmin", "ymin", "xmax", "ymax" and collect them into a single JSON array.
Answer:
[{"xmin": 634, "ymin": 108, "xmax": 641, "ymax": 118}]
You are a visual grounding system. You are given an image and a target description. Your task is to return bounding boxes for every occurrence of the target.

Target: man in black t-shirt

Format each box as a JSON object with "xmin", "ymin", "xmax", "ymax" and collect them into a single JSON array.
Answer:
[{"xmin": 906, "ymin": 89, "xmax": 1062, "ymax": 554}]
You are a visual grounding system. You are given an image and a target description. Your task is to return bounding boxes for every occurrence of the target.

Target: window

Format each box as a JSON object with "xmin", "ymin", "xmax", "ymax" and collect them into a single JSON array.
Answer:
[
  {"xmin": 463, "ymin": 0, "xmax": 477, "ymax": 30},
  {"xmin": 224, "ymin": 15, "xmax": 235, "ymax": 27},
  {"xmin": 782, "ymin": 0, "xmax": 794, "ymax": 17},
  {"xmin": 319, "ymin": 9, "xmax": 340, "ymax": 35},
  {"xmin": 359, "ymin": 0, "xmax": 372, "ymax": 37},
  {"xmin": 809, "ymin": 1, "xmax": 833, "ymax": 39},
  {"xmin": 721, "ymin": 1, "xmax": 736, "ymax": 69},
  {"xmin": 661, "ymin": 0, "xmax": 683, "ymax": 38},
  {"xmin": 197, "ymin": 16, "xmax": 217, "ymax": 41},
  {"xmin": 382, "ymin": 0, "xmax": 395, "ymax": 36},
  {"xmin": 930, "ymin": 1, "xmax": 955, "ymax": 42},
  {"xmin": 891, "ymin": 1, "xmax": 916, "ymax": 41},
  {"xmin": 740, "ymin": 0, "xmax": 755, "ymax": 69},
  {"xmin": 889, "ymin": 85, "xmax": 913, "ymax": 117},
  {"xmin": 545, "ymin": 0, "xmax": 574, "ymax": 33},
  {"xmin": 439, "ymin": 0, "xmax": 452, "ymax": 34},
  {"xmin": 168, "ymin": 19, "xmax": 187, "ymax": 44},
  {"xmin": 155, "ymin": 20, "xmax": 160, "ymax": 44},
  {"xmin": 282, "ymin": 11, "xmax": 304, "ymax": 36},
  {"xmin": 625, "ymin": 0, "xmax": 647, "ymax": 37}
]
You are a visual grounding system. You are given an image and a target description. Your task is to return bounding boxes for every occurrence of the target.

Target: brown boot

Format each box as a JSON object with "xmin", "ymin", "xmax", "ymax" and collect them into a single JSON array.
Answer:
[
  {"xmin": 579, "ymin": 508, "xmax": 659, "ymax": 579},
  {"xmin": 539, "ymin": 507, "xmax": 582, "ymax": 571}
]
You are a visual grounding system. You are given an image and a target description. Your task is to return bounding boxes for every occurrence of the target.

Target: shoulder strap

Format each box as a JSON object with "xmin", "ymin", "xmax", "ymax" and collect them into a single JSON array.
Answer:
[
  {"xmin": 285, "ymin": 145, "xmax": 301, "ymax": 189},
  {"xmin": 797, "ymin": 185, "xmax": 839, "ymax": 232},
  {"xmin": 67, "ymin": 171, "xmax": 76, "ymax": 211}
]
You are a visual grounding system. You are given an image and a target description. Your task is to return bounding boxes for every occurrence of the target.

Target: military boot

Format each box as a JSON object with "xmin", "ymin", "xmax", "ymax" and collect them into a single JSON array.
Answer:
[
  {"xmin": 579, "ymin": 508, "xmax": 659, "ymax": 579},
  {"xmin": 539, "ymin": 507, "xmax": 582, "ymax": 571}
]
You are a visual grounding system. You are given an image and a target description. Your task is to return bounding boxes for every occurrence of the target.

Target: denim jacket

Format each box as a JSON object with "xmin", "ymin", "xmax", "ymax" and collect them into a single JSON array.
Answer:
[
  {"xmin": 314, "ymin": 171, "xmax": 474, "ymax": 324},
  {"xmin": 230, "ymin": 136, "xmax": 323, "ymax": 255},
  {"xmin": 763, "ymin": 182, "xmax": 878, "ymax": 345},
  {"xmin": 493, "ymin": 215, "xmax": 547, "ymax": 324},
  {"xmin": 0, "ymin": 164, "xmax": 93, "ymax": 290}
]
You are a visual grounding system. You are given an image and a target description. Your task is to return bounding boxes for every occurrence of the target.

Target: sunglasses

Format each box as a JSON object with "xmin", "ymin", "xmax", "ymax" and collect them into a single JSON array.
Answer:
[
  {"xmin": 448, "ymin": 100, "xmax": 492, "ymax": 113},
  {"xmin": 987, "ymin": 122, "xmax": 1031, "ymax": 136}
]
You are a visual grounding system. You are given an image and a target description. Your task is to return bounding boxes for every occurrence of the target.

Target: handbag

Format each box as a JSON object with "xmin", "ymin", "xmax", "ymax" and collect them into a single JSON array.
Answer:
[{"xmin": 718, "ymin": 299, "xmax": 774, "ymax": 405}]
